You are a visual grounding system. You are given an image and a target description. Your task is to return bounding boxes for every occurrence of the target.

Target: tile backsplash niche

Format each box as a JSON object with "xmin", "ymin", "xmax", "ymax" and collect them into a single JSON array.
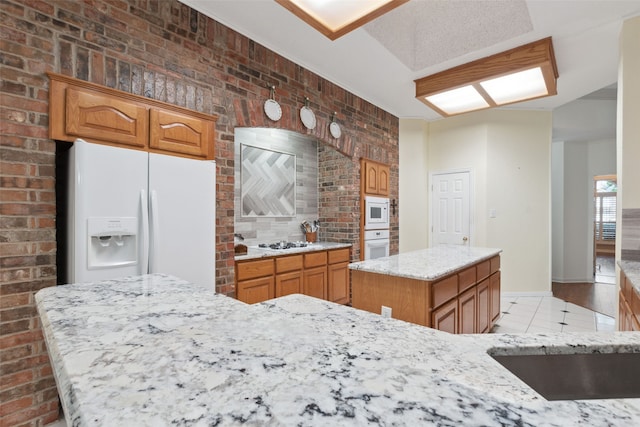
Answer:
[
  {"xmin": 235, "ymin": 128, "xmax": 318, "ymax": 246},
  {"xmin": 621, "ymin": 208, "xmax": 640, "ymax": 261}
]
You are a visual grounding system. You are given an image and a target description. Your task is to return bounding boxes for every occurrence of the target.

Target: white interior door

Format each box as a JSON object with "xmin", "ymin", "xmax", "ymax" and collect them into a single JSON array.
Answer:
[{"xmin": 431, "ymin": 171, "xmax": 471, "ymax": 246}]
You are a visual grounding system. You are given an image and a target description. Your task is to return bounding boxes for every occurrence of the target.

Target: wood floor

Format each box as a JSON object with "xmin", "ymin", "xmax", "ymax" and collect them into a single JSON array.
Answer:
[{"xmin": 552, "ymin": 281, "xmax": 617, "ymax": 318}]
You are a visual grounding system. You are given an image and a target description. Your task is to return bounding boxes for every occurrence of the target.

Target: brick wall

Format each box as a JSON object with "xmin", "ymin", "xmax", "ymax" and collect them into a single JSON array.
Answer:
[{"xmin": 0, "ymin": 0, "xmax": 398, "ymax": 424}]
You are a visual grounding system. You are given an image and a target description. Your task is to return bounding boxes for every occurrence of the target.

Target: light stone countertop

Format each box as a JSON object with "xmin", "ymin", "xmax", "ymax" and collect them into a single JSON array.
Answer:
[
  {"xmin": 620, "ymin": 260, "xmax": 640, "ymax": 294},
  {"xmin": 36, "ymin": 274, "xmax": 640, "ymax": 426},
  {"xmin": 235, "ymin": 241, "xmax": 352, "ymax": 261},
  {"xmin": 349, "ymin": 245, "xmax": 502, "ymax": 281}
]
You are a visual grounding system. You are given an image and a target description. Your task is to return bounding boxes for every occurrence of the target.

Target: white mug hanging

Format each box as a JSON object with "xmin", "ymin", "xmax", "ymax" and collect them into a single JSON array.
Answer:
[
  {"xmin": 300, "ymin": 97, "xmax": 316, "ymax": 130},
  {"xmin": 264, "ymin": 86, "xmax": 282, "ymax": 122}
]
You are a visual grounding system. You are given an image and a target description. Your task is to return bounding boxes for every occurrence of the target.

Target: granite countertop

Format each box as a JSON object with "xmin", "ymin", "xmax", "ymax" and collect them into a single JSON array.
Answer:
[
  {"xmin": 36, "ymin": 274, "xmax": 640, "ymax": 426},
  {"xmin": 620, "ymin": 260, "xmax": 640, "ymax": 293},
  {"xmin": 349, "ymin": 245, "xmax": 502, "ymax": 281},
  {"xmin": 235, "ymin": 241, "xmax": 352, "ymax": 261}
]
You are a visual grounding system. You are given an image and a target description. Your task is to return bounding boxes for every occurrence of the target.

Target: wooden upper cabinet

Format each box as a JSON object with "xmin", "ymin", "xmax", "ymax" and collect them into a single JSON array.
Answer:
[
  {"xmin": 150, "ymin": 108, "xmax": 213, "ymax": 159},
  {"xmin": 362, "ymin": 159, "xmax": 390, "ymax": 196},
  {"xmin": 48, "ymin": 72, "xmax": 216, "ymax": 160},
  {"xmin": 65, "ymin": 87, "xmax": 148, "ymax": 148},
  {"xmin": 377, "ymin": 164, "xmax": 389, "ymax": 196}
]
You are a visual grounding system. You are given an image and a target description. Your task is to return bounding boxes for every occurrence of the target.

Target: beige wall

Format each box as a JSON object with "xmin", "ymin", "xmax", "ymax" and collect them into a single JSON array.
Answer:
[
  {"xmin": 618, "ymin": 16, "xmax": 640, "ymax": 212},
  {"xmin": 400, "ymin": 109, "xmax": 552, "ymax": 294},
  {"xmin": 399, "ymin": 120, "xmax": 429, "ymax": 252}
]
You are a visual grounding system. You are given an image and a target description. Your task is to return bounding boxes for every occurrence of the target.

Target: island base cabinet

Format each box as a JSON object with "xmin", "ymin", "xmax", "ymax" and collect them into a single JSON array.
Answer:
[
  {"xmin": 352, "ymin": 255, "xmax": 501, "ymax": 334},
  {"xmin": 432, "ymin": 299, "xmax": 457, "ymax": 334},
  {"xmin": 489, "ymin": 271, "xmax": 501, "ymax": 325},
  {"xmin": 619, "ymin": 269, "xmax": 640, "ymax": 331},
  {"xmin": 458, "ymin": 287, "xmax": 477, "ymax": 334},
  {"xmin": 477, "ymin": 279, "xmax": 490, "ymax": 333}
]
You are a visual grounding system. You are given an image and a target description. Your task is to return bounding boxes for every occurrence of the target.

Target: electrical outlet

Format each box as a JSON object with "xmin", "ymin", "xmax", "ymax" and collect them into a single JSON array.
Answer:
[{"xmin": 381, "ymin": 306, "xmax": 392, "ymax": 319}]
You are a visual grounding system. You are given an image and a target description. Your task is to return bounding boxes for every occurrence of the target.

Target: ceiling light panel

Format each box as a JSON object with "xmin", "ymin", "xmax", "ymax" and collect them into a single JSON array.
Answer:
[
  {"xmin": 414, "ymin": 37, "xmax": 558, "ymax": 117},
  {"xmin": 426, "ymin": 86, "xmax": 490, "ymax": 116},
  {"xmin": 276, "ymin": 0, "xmax": 409, "ymax": 40},
  {"xmin": 480, "ymin": 67, "xmax": 548, "ymax": 105}
]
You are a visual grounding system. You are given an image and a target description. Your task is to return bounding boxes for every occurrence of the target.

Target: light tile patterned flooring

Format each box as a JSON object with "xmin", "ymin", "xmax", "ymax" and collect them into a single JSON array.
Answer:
[{"xmin": 492, "ymin": 295, "xmax": 616, "ymax": 333}]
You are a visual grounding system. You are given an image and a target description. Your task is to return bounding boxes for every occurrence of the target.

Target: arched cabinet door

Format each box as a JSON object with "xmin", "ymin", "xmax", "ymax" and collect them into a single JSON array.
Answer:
[{"xmin": 150, "ymin": 108, "xmax": 214, "ymax": 159}]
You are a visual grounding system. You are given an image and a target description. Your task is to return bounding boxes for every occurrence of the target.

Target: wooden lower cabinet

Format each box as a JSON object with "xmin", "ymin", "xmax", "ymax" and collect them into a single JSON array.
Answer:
[
  {"xmin": 275, "ymin": 271, "xmax": 302, "ymax": 297},
  {"xmin": 328, "ymin": 262, "xmax": 350, "ymax": 304},
  {"xmin": 489, "ymin": 271, "xmax": 501, "ymax": 323},
  {"xmin": 477, "ymin": 279, "xmax": 490, "ymax": 333},
  {"xmin": 303, "ymin": 266, "xmax": 327, "ymax": 300},
  {"xmin": 458, "ymin": 287, "xmax": 477, "ymax": 334},
  {"xmin": 237, "ymin": 276, "xmax": 274, "ymax": 304},
  {"xmin": 352, "ymin": 255, "xmax": 501, "ymax": 334},
  {"xmin": 432, "ymin": 299, "xmax": 457, "ymax": 334},
  {"xmin": 236, "ymin": 247, "xmax": 351, "ymax": 305},
  {"xmin": 619, "ymin": 270, "xmax": 640, "ymax": 331}
]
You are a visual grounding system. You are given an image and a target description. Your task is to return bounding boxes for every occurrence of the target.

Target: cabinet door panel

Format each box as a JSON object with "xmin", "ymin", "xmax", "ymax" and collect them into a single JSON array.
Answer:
[
  {"xmin": 150, "ymin": 108, "xmax": 214, "ymax": 159},
  {"xmin": 303, "ymin": 266, "xmax": 327, "ymax": 300},
  {"xmin": 328, "ymin": 262, "xmax": 350, "ymax": 304},
  {"xmin": 377, "ymin": 164, "xmax": 389, "ymax": 196},
  {"xmin": 458, "ymin": 287, "xmax": 477, "ymax": 334},
  {"xmin": 66, "ymin": 87, "xmax": 148, "ymax": 148},
  {"xmin": 477, "ymin": 279, "xmax": 490, "ymax": 333},
  {"xmin": 305, "ymin": 251, "xmax": 328, "ymax": 268},
  {"xmin": 236, "ymin": 259, "xmax": 274, "ymax": 281},
  {"xmin": 489, "ymin": 271, "xmax": 501, "ymax": 323},
  {"xmin": 237, "ymin": 276, "xmax": 274, "ymax": 304},
  {"xmin": 276, "ymin": 271, "xmax": 302, "ymax": 297},
  {"xmin": 365, "ymin": 162, "xmax": 379, "ymax": 194},
  {"xmin": 276, "ymin": 255, "xmax": 303, "ymax": 273},
  {"xmin": 432, "ymin": 299, "xmax": 457, "ymax": 334}
]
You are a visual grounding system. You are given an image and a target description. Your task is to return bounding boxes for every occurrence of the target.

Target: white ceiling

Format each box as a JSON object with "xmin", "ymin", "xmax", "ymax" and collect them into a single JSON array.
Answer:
[{"xmin": 181, "ymin": 0, "xmax": 640, "ymax": 122}]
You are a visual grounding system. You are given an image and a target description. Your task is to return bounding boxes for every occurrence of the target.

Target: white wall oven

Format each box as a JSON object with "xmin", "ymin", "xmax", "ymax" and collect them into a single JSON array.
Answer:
[
  {"xmin": 364, "ymin": 196, "xmax": 390, "ymax": 230},
  {"xmin": 364, "ymin": 229, "xmax": 390, "ymax": 260}
]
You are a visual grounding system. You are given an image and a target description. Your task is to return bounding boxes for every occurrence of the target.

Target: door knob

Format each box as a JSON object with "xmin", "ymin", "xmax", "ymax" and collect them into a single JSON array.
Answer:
[{"xmin": 462, "ymin": 236, "xmax": 468, "ymax": 242}]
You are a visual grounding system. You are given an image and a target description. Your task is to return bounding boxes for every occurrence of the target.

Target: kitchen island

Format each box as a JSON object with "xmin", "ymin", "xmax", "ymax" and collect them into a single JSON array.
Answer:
[
  {"xmin": 36, "ymin": 274, "xmax": 640, "ymax": 426},
  {"xmin": 350, "ymin": 245, "xmax": 502, "ymax": 333}
]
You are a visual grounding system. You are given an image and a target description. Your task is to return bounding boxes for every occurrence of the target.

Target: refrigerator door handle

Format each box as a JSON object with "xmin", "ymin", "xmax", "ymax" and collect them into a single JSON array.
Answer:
[
  {"xmin": 140, "ymin": 189, "xmax": 149, "ymax": 275},
  {"xmin": 149, "ymin": 190, "xmax": 160, "ymax": 273}
]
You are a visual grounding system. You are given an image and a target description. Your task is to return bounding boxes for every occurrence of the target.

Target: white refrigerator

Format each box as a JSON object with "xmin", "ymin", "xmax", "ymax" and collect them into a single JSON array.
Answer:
[{"xmin": 65, "ymin": 139, "xmax": 216, "ymax": 289}]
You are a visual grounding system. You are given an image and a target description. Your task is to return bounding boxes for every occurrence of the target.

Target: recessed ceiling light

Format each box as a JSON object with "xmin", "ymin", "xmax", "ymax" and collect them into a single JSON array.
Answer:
[{"xmin": 275, "ymin": 0, "xmax": 409, "ymax": 40}]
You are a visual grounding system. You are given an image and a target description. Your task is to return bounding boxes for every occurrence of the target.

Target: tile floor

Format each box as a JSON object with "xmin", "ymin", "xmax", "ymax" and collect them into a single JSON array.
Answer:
[{"xmin": 492, "ymin": 295, "xmax": 616, "ymax": 333}]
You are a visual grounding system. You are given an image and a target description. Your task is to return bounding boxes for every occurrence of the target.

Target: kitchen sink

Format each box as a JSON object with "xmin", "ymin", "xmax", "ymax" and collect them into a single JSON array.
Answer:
[{"xmin": 491, "ymin": 352, "xmax": 640, "ymax": 401}]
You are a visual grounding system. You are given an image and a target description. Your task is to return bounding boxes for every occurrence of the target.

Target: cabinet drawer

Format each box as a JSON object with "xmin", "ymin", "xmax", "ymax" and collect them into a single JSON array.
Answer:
[
  {"xmin": 236, "ymin": 259, "xmax": 274, "ymax": 281},
  {"xmin": 477, "ymin": 259, "xmax": 491, "ymax": 281},
  {"xmin": 431, "ymin": 275, "xmax": 458, "ymax": 308},
  {"xmin": 305, "ymin": 251, "xmax": 328, "ymax": 268},
  {"xmin": 490, "ymin": 256, "xmax": 500, "ymax": 274},
  {"xmin": 458, "ymin": 266, "xmax": 476, "ymax": 293},
  {"xmin": 276, "ymin": 255, "xmax": 303, "ymax": 273},
  {"xmin": 328, "ymin": 248, "xmax": 350, "ymax": 264}
]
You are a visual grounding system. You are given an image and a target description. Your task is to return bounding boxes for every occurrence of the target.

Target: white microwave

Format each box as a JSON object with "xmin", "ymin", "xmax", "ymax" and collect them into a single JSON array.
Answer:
[{"xmin": 364, "ymin": 196, "xmax": 390, "ymax": 230}]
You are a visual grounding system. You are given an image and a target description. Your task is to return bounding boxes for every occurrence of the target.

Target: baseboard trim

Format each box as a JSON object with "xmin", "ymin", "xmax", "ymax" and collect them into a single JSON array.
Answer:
[
  {"xmin": 551, "ymin": 279, "xmax": 595, "ymax": 284},
  {"xmin": 501, "ymin": 291, "xmax": 554, "ymax": 298}
]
